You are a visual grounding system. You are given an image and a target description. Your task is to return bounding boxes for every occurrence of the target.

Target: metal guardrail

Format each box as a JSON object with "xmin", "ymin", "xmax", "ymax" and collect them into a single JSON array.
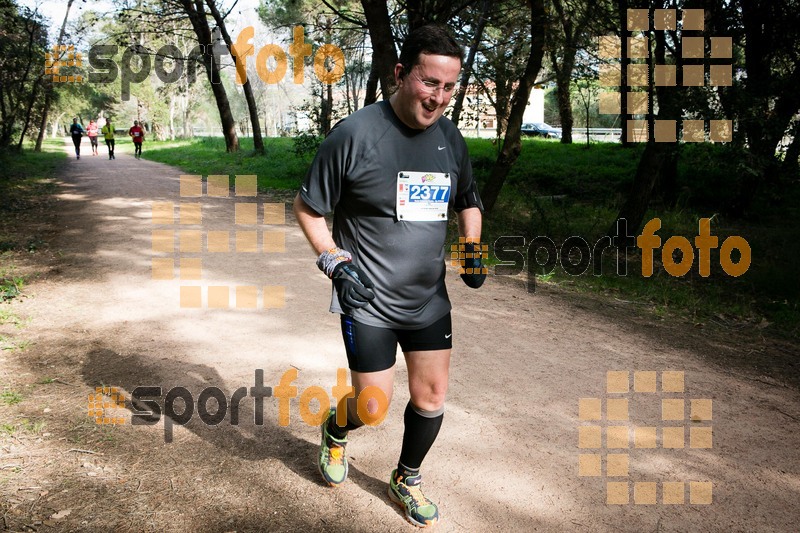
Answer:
[
  {"xmin": 571, "ymin": 128, "xmax": 622, "ymax": 142},
  {"xmin": 462, "ymin": 127, "xmax": 623, "ymax": 142}
]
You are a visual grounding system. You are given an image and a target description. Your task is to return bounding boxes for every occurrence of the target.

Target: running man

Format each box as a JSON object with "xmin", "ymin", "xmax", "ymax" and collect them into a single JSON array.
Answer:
[
  {"xmin": 101, "ymin": 119, "xmax": 115, "ymax": 159},
  {"xmin": 128, "ymin": 120, "xmax": 145, "ymax": 159},
  {"xmin": 69, "ymin": 118, "xmax": 85, "ymax": 159},
  {"xmin": 293, "ymin": 24, "xmax": 486, "ymax": 528}
]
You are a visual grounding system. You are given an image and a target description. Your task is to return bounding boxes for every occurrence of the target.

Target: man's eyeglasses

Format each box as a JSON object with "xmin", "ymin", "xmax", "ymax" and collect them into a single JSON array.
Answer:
[{"xmin": 410, "ymin": 71, "xmax": 459, "ymax": 96}]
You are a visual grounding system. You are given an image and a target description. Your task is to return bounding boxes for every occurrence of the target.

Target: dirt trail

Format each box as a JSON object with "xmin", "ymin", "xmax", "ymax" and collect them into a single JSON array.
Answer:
[{"xmin": 1, "ymin": 138, "xmax": 799, "ymax": 532}]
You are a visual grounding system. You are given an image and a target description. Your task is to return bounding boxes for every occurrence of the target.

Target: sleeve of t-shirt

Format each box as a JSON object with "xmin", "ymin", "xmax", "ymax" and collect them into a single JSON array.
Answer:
[{"xmin": 299, "ymin": 122, "xmax": 355, "ymax": 216}]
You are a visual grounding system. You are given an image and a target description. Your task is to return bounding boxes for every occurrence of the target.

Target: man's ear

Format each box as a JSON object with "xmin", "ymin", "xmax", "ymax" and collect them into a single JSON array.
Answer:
[{"xmin": 394, "ymin": 63, "xmax": 405, "ymax": 83}]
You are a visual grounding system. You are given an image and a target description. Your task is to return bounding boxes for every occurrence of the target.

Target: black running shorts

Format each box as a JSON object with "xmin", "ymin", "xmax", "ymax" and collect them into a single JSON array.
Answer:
[{"xmin": 340, "ymin": 313, "xmax": 453, "ymax": 373}]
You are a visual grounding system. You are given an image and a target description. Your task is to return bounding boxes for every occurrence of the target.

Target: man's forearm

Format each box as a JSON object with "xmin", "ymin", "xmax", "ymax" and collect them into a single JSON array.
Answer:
[
  {"xmin": 457, "ymin": 207, "xmax": 482, "ymax": 240},
  {"xmin": 293, "ymin": 193, "xmax": 337, "ymax": 255}
]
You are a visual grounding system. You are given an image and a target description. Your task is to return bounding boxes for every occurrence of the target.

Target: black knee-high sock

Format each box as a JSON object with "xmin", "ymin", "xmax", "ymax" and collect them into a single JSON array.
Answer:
[{"xmin": 398, "ymin": 401, "xmax": 444, "ymax": 473}]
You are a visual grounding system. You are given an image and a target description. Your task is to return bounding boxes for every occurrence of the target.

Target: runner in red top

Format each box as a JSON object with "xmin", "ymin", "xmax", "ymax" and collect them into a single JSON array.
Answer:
[{"xmin": 128, "ymin": 120, "xmax": 145, "ymax": 159}]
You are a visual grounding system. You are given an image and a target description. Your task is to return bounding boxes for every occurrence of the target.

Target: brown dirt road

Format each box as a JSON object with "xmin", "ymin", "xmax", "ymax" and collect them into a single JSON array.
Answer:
[{"xmin": 1, "ymin": 139, "xmax": 799, "ymax": 532}]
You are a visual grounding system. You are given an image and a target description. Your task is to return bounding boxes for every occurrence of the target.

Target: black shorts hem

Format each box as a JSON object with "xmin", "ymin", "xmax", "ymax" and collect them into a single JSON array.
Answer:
[{"xmin": 340, "ymin": 313, "xmax": 452, "ymax": 373}]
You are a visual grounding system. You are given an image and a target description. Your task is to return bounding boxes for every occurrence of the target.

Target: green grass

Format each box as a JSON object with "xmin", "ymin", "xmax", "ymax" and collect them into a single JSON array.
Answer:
[
  {"xmin": 0, "ymin": 305, "xmax": 27, "ymax": 328},
  {"xmin": 0, "ymin": 389, "xmax": 22, "ymax": 405},
  {"xmin": 473, "ymin": 138, "xmax": 799, "ymax": 334},
  {"xmin": 141, "ymin": 137, "xmax": 312, "ymax": 190},
  {"xmin": 0, "ymin": 274, "xmax": 25, "ymax": 302},
  {"xmin": 0, "ymin": 139, "xmax": 65, "ymax": 255},
  {"xmin": 0, "ymin": 418, "xmax": 45, "ymax": 436}
]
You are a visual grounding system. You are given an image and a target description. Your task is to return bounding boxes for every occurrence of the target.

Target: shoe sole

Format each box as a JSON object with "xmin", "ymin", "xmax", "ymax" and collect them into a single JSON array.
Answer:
[{"xmin": 387, "ymin": 486, "xmax": 439, "ymax": 528}]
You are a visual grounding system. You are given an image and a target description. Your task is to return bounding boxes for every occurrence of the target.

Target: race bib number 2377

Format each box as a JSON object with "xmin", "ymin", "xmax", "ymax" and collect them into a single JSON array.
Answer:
[{"xmin": 396, "ymin": 171, "xmax": 451, "ymax": 221}]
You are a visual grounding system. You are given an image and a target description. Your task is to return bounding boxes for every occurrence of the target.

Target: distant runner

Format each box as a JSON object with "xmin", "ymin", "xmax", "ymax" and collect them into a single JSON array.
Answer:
[
  {"xmin": 69, "ymin": 118, "xmax": 85, "ymax": 160},
  {"xmin": 128, "ymin": 120, "xmax": 145, "ymax": 159},
  {"xmin": 86, "ymin": 119, "xmax": 99, "ymax": 156},
  {"xmin": 101, "ymin": 119, "xmax": 116, "ymax": 160}
]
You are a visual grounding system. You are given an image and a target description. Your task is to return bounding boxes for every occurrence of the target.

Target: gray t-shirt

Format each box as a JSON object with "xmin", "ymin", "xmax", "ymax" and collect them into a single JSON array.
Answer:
[{"xmin": 300, "ymin": 101, "xmax": 482, "ymax": 328}]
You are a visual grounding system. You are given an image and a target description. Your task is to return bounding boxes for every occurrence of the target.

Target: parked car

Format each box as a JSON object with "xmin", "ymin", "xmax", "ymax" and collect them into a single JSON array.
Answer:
[{"xmin": 521, "ymin": 122, "xmax": 562, "ymax": 139}]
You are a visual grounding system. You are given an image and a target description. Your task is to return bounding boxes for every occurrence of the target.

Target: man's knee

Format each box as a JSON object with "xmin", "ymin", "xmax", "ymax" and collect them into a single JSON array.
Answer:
[{"xmin": 410, "ymin": 383, "xmax": 447, "ymax": 412}]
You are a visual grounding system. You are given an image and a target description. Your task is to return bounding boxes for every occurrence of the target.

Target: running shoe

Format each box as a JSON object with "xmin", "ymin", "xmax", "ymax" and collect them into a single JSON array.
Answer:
[
  {"xmin": 318, "ymin": 408, "xmax": 348, "ymax": 486},
  {"xmin": 388, "ymin": 469, "xmax": 439, "ymax": 528}
]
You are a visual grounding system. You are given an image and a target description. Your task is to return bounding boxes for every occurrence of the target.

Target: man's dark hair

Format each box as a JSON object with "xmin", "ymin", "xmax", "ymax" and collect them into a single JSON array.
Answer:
[{"xmin": 397, "ymin": 24, "xmax": 463, "ymax": 79}]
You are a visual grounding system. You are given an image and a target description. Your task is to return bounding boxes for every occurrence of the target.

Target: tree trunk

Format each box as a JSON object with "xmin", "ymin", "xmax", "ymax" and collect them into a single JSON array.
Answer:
[
  {"xmin": 554, "ymin": 63, "xmax": 575, "ymax": 144},
  {"xmin": 344, "ymin": 61, "xmax": 353, "ymax": 115},
  {"xmin": 451, "ymin": 0, "xmax": 490, "ymax": 127},
  {"xmin": 784, "ymin": 119, "xmax": 800, "ymax": 174},
  {"xmin": 2, "ymin": 9, "xmax": 39, "ymax": 149},
  {"xmin": 364, "ymin": 61, "xmax": 380, "ymax": 106},
  {"xmin": 180, "ymin": 0, "xmax": 238, "ymax": 152},
  {"xmin": 615, "ymin": 144, "xmax": 669, "ymax": 233},
  {"xmin": 549, "ymin": 0, "xmax": 575, "ymax": 144},
  {"xmin": 206, "ymin": 0, "xmax": 263, "ymax": 152},
  {"xmin": 35, "ymin": 0, "xmax": 73, "ymax": 152},
  {"xmin": 492, "ymin": 79, "xmax": 512, "ymax": 138},
  {"xmin": 51, "ymin": 112, "xmax": 65, "ymax": 138},
  {"xmin": 609, "ymin": 27, "xmax": 681, "ymax": 235},
  {"xmin": 617, "ymin": 0, "xmax": 629, "ymax": 146},
  {"xmin": 731, "ymin": 0, "xmax": 772, "ymax": 213},
  {"xmin": 651, "ymin": 28, "xmax": 679, "ymax": 207},
  {"xmin": 182, "ymin": 96, "xmax": 191, "ymax": 137},
  {"xmin": 405, "ymin": 0, "xmax": 426, "ymax": 30},
  {"xmin": 169, "ymin": 95, "xmax": 176, "ymax": 140},
  {"xmin": 15, "ymin": 14, "xmax": 44, "ymax": 151},
  {"xmin": 361, "ymin": 0, "xmax": 398, "ymax": 104},
  {"xmin": 321, "ymin": 82, "xmax": 332, "ymax": 135},
  {"xmin": 480, "ymin": 0, "xmax": 547, "ymax": 213},
  {"xmin": 16, "ymin": 82, "xmax": 39, "ymax": 150}
]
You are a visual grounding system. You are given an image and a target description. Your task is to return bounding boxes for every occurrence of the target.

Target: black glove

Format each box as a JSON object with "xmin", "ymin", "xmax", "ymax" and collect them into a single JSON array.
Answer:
[
  {"xmin": 332, "ymin": 262, "xmax": 375, "ymax": 311},
  {"xmin": 460, "ymin": 242, "xmax": 486, "ymax": 289}
]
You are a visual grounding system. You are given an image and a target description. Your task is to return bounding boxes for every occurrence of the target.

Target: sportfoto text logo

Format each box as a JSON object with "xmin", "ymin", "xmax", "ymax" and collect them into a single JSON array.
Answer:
[
  {"xmin": 90, "ymin": 369, "xmax": 388, "ymax": 442},
  {"xmin": 493, "ymin": 217, "xmax": 751, "ymax": 292},
  {"xmin": 83, "ymin": 26, "xmax": 345, "ymax": 101}
]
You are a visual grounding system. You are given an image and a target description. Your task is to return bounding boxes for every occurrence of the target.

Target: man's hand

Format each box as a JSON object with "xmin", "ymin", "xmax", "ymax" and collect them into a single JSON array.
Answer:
[
  {"xmin": 460, "ymin": 242, "xmax": 486, "ymax": 289},
  {"xmin": 332, "ymin": 262, "xmax": 375, "ymax": 310}
]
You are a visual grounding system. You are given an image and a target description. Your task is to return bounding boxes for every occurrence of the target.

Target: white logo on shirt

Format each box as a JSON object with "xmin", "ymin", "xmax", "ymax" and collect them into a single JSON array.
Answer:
[{"xmin": 438, "ymin": 146, "xmax": 446, "ymax": 151}]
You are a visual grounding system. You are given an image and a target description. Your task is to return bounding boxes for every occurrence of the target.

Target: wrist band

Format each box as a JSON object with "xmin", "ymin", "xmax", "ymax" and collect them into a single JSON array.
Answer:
[{"xmin": 316, "ymin": 247, "xmax": 352, "ymax": 278}]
